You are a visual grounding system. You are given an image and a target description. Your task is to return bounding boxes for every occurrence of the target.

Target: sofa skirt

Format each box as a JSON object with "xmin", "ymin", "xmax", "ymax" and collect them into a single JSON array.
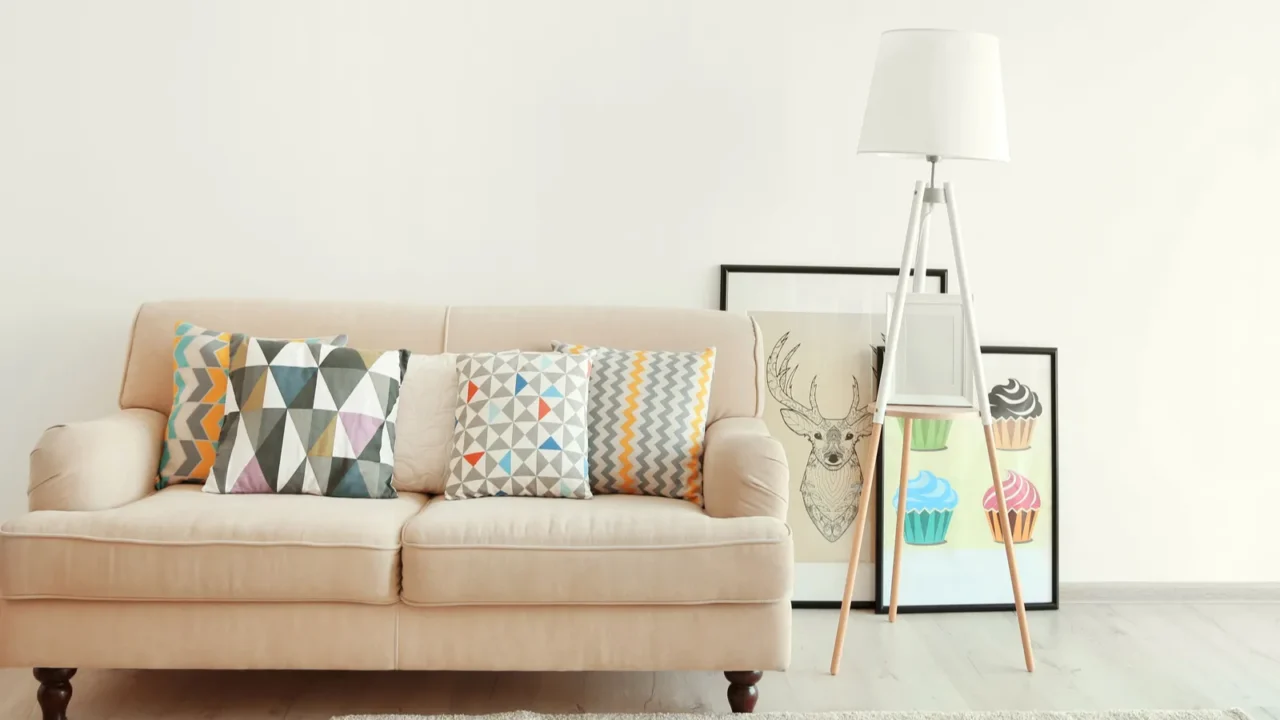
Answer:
[
  {"xmin": 0, "ymin": 600, "xmax": 790, "ymax": 672},
  {"xmin": 396, "ymin": 602, "xmax": 791, "ymax": 671}
]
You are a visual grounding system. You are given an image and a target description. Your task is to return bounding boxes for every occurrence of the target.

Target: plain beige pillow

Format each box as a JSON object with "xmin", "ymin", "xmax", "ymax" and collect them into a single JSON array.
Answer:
[{"xmin": 393, "ymin": 353, "xmax": 458, "ymax": 494}]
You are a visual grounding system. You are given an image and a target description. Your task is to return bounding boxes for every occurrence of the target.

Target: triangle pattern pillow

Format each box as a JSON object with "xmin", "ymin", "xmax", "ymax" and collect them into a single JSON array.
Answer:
[
  {"xmin": 445, "ymin": 351, "xmax": 592, "ymax": 500},
  {"xmin": 205, "ymin": 336, "xmax": 408, "ymax": 498},
  {"xmin": 157, "ymin": 322, "xmax": 347, "ymax": 489}
]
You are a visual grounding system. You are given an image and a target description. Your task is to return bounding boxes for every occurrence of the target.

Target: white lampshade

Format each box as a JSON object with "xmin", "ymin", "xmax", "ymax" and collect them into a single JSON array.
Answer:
[{"xmin": 858, "ymin": 29, "xmax": 1009, "ymax": 162}]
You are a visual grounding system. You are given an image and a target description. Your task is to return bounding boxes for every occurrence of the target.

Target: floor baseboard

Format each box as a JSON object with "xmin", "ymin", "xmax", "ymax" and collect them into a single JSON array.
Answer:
[{"xmin": 1060, "ymin": 582, "xmax": 1280, "ymax": 603}]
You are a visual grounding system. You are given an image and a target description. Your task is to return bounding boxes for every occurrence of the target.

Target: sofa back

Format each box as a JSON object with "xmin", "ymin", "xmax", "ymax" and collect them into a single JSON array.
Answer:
[{"xmin": 120, "ymin": 301, "xmax": 764, "ymax": 424}]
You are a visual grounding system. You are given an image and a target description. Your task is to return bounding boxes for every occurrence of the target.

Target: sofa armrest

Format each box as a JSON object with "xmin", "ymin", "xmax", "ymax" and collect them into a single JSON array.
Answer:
[
  {"xmin": 701, "ymin": 417, "xmax": 789, "ymax": 521},
  {"xmin": 28, "ymin": 409, "xmax": 166, "ymax": 512}
]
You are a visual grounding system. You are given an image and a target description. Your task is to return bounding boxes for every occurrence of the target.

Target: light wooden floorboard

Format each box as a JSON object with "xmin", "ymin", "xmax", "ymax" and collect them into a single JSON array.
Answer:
[{"xmin": 0, "ymin": 604, "xmax": 1276, "ymax": 719}]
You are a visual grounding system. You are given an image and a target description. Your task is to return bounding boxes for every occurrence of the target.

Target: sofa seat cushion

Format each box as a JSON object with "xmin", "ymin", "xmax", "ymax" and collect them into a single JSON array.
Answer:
[
  {"xmin": 0, "ymin": 485, "xmax": 427, "ymax": 604},
  {"xmin": 400, "ymin": 494, "xmax": 792, "ymax": 606}
]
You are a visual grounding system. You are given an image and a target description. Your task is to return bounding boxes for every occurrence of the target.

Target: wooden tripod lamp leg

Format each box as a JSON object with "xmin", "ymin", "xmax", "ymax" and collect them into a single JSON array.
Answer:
[
  {"xmin": 829, "ymin": 421, "xmax": 882, "ymax": 675},
  {"xmin": 888, "ymin": 419, "xmax": 912, "ymax": 622},
  {"xmin": 832, "ymin": 181, "xmax": 925, "ymax": 676},
  {"xmin": 983, "ymin": 426, "xmax": 1036, "ymax": 671},
  {"xmin": 943, "ymin": 181, "xmax": 1035, "ymax": 672}
]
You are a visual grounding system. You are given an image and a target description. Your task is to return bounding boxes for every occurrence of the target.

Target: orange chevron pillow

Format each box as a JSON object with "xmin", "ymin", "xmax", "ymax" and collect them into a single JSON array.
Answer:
[
  {"xmin": 553, "ymin": 343, "xmax": 715, "ymax": 504},
  {"xmin": 157, "ymin": 323, "xmax": 347, "ymax": 489}
]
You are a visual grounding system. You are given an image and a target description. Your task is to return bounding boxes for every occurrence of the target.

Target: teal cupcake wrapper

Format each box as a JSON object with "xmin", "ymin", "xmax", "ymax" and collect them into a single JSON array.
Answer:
[
  {"xmin": 897, "ymin": 418, "xmax": 953, "ymax": 451},
  {"xmin": 902, "ymin": 509, "xmax": 954, "ymax": 545}
]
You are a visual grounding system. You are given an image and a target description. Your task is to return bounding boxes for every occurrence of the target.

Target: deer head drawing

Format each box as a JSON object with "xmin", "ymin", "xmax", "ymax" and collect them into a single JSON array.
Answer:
[{"xmin": 767, "ymin": 333, "xmax": 873, "ymax": 542}]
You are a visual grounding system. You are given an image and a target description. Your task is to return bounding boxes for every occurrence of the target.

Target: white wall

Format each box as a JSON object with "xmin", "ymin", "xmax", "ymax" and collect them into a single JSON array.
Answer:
[{"xmin": 2, "ymin": 0, "xmax": 1278, "ymax": 583}]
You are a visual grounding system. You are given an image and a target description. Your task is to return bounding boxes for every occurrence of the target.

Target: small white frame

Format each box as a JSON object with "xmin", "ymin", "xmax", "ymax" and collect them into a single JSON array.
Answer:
[{"xmin": 882, "ymin": 293, "xmax": 974, "ymax": 407}]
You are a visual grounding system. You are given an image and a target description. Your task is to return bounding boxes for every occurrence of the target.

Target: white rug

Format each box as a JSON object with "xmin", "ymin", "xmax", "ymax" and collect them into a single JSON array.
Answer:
[{"xmin": 333, "ymin": 710, "xmax": 1252, "ymax": 720}]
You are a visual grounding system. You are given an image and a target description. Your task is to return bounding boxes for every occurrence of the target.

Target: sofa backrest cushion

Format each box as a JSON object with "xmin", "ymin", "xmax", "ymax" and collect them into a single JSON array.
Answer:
[
  {"xmin": 121, "ymin": 302, "xmax": 763, "ymax": 426},
  {"xmin": 446, "ymin": 306, "xmax": 761, "ymax": 424},
  {"xmin": 121, "ymin": 301, "xmax": 449, "ymax": 414},
  {"xmin": 393, "ymin": 352, "xmax": 459, "ymax": 494}
]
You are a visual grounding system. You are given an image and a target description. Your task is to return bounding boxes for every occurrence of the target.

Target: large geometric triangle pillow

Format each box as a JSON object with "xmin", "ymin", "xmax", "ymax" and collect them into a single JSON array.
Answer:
[
  {"xmin": 157, "ymin": 322, "xmax": 347, "ymax": 489},
  {"xmin": 553, "ymin": 343, "xmax": 716, "ymax": 505},
  {"xmin": 444, "ymin": 351, "xmax": 593, "ymax": 500},
  {"xmin": 205, "ymin": 335, "xmax": 408, "ymax": 499}
]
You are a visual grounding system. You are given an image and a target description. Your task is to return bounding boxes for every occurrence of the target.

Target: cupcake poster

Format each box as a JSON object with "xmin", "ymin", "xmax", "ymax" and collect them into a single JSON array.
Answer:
[{"xmin": 874, "ymin": 347, "xmax": 1059, "ymax": 613}]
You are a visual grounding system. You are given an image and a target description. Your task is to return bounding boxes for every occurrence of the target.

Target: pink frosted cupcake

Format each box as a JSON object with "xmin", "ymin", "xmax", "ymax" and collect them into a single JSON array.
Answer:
[{"xmin": 982, "ymin": 470, "xmax": 1041, "ymax": 543}]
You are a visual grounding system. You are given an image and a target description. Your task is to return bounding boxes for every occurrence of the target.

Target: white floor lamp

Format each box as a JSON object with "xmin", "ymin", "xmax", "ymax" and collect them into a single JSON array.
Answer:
[{"xmin": 829, "ymin": 29, "xmax": 1036, "ymax": 674}]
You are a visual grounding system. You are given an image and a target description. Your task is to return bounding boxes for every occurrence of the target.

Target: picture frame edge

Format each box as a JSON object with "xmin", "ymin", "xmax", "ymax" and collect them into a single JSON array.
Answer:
[
  {"xmin": 792, "ymin": 600, "xmax": 877, "ymax": 610},
  {"xmin": 718, "ymin": 264, "xmax": 950, "ymax": 311}
]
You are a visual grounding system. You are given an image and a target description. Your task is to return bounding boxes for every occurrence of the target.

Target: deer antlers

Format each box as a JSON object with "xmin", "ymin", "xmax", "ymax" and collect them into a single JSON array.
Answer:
[
  {"xmin": 845, "ymin": 376, "xmax": 872, "ymax": 428},
  {"xmin": 767, "ymin": 333, "xmax": 872, "ymax": 425},
  {"xmin": 767, "ymin": 333, "xmax": 820, "ymax": 422}
]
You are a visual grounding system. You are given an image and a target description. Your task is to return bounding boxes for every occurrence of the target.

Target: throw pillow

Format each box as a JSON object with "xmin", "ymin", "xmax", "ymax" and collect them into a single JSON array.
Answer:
[
  {"xmin": 392, "ymin": 352, "xmax": 459, "ymax": 493},
  {"xmin": 157, "ymin": 322, "xmax": 346, "ymax": 489},
  {"xmin": 445, "ymin": 351, "xmax": 592, "ymax": 500},
  {"xmin": 205, "ymin": 336, "xmax": 408, "ymax": 498},
  {"xmin": 553, "ymin": 343, "xmax": 715, "ymax": 504}
]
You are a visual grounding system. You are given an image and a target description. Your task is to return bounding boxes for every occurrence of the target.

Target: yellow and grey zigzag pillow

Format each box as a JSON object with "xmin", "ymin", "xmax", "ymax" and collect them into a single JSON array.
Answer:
[
  {"xmin": 158, "ymin": 323, "xmax": 347, "ymax": 489},
  {"xmin": 553, "ymin": 343, "xmax": 715, "ymax": 504}
]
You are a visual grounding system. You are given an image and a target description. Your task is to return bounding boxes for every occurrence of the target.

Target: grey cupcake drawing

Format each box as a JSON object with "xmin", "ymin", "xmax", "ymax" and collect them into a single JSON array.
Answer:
[{"xmin": 988, "ymin": 379, "xmax": 1042, "ymax": 450}]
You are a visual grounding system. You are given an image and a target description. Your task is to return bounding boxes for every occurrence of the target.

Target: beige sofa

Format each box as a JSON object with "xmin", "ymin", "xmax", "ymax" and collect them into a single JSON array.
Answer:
[{"xmin": 0, "ymin": 301, "xmax": 793, "ymax": 718}]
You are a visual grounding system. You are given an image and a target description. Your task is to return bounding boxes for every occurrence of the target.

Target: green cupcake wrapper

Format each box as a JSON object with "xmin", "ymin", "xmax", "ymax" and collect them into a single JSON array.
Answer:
[
  {"xmin": 897, "ymin": 418, "xmax": 953, "ymax": 451},
  {"xmin": 902, "ymin": 509, "xmax": 954, "ymax": 545}
]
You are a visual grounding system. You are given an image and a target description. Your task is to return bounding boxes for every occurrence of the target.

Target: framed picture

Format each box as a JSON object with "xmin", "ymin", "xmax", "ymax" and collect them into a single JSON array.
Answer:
[
  {"xmin": 720, "ymin": 265, "xmax": 947, "ymax": 609},
  {"xmin": 874, "ymin": 346, "xmax": 1059, "ymax": 613},
  {"xmin": 883, "ymin": 294, "xmax": 974, "ymax": 408}
]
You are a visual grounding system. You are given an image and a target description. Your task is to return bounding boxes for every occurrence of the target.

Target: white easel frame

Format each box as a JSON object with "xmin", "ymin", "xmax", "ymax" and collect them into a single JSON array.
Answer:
[{"xmin": 828, "ymin": 177, "xmax": 1036, "ymax": 675}]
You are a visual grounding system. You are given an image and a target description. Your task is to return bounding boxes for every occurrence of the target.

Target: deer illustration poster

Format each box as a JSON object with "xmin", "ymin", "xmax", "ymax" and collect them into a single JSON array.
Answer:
[
  {"xmin": 753, "ymin": 311, "xmax": 880, "ymax": 606},
  {"xmin": 720, "ymin": 263, "xmax": 948, "ymax": 606}
]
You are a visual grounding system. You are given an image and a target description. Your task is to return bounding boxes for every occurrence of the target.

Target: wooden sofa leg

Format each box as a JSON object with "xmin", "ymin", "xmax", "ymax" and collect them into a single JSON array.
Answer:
[
  {"xmin": 725, "ymin": 670, "xmax": 762, "ymax": 713},
  {"xmin": 34, "ymin": 668, "xmax": 76, "ymax": 720}
]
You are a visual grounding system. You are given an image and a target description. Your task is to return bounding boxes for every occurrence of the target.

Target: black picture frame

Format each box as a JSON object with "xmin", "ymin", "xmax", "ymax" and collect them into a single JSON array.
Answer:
[
  {"xmin": 719, "ymin": 264, "xmax": 948, "ymax": 610},
  {"xmin": 873, "ymin": 345, "xmax": 1060, "ymax": 614},
  {"xmin": 719, "ymin": 264, "xmax": 948, "ymax": 311}
]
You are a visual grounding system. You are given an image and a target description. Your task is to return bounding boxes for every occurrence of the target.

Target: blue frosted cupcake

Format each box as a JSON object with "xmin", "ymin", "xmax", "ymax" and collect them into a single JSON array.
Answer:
[{"xmin": 892, "ymin": 470, "xmax": 959, "ymax": 545}]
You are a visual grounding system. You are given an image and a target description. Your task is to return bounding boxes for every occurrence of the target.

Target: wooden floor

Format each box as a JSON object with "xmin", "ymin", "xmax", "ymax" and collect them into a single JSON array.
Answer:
[{"xmin": 1, "ymin": 604, "xmax": 1277, "ymax": 719}]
